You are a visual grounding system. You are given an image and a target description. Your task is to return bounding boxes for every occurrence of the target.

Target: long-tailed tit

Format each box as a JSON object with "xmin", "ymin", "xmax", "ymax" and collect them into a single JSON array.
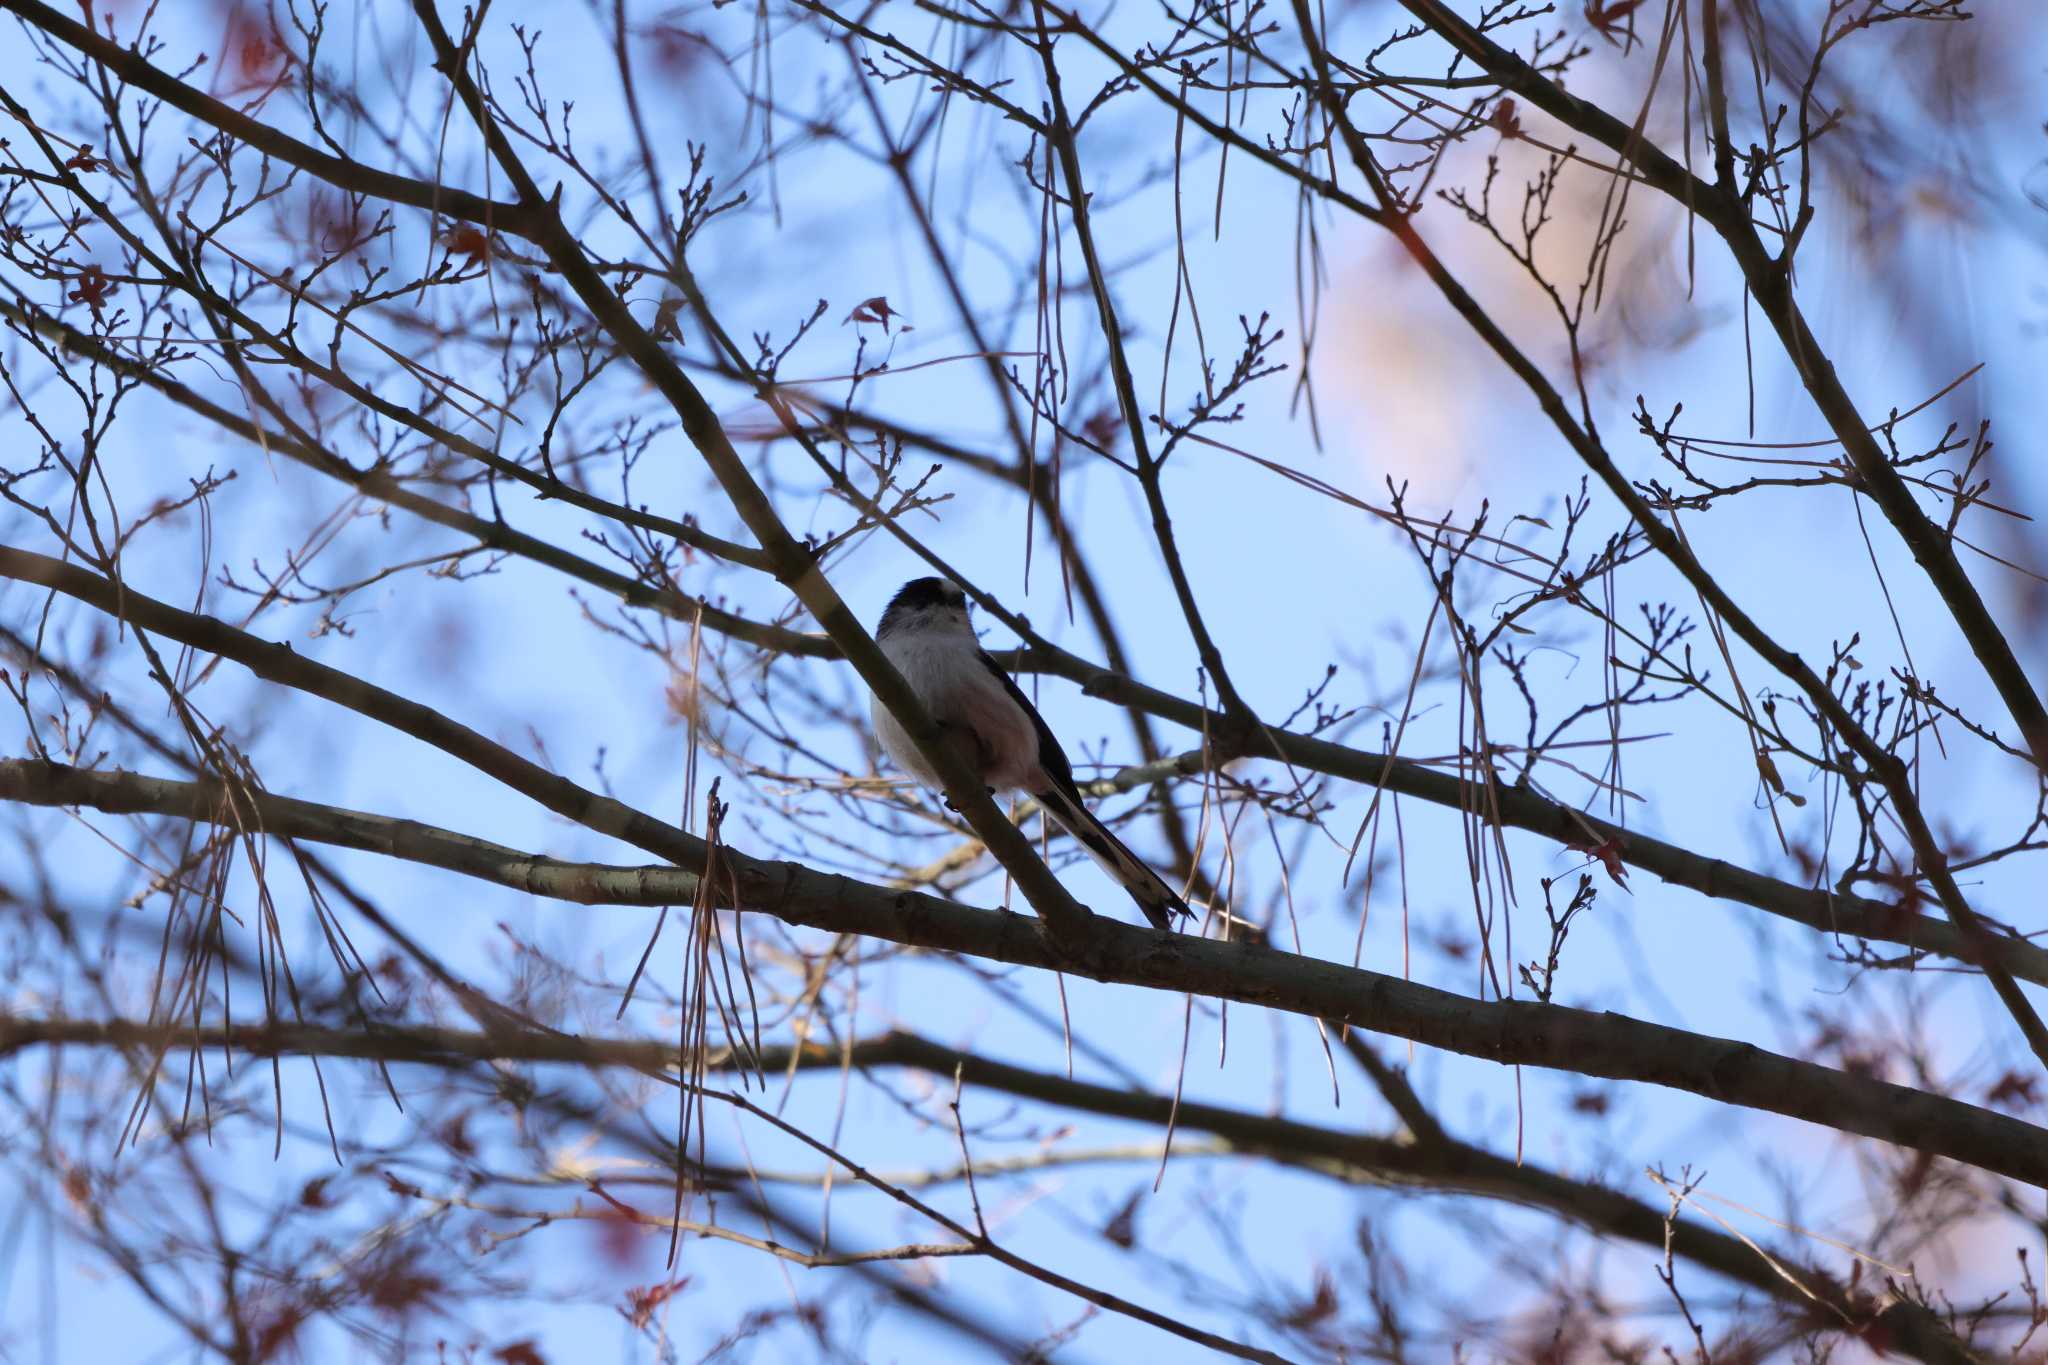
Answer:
[{"xmin": 871, "ymin": 577, "xmax": 1192, "ymax": 932}]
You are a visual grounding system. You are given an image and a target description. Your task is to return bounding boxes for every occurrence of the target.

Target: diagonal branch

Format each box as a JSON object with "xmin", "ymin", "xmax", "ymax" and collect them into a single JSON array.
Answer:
[
  {"xmin": 11, "ymin": 0, "xmax": 1998, "ymax": 997},
  {"xmin": 0, "ymin": 295, "xmax": 808, "ymax": 652},
  {"xmin": 405, "ymin": 0, "xmax": 1094, "ymax": 941},
  {"xmin": 1287, "ymin": 15, "xmax": 2048, "ymax": 1075},
  {"xmin": 0, "ymin": 0, "xmax": 539, "ymax": 238},
  {"xmin": 1034, "ymin": 10, "xmax": 1257, "ymax": 731},
  {"xmin": 1, "ymin": 499, "xmax": 2034, "ymax": 989},
  {"xmin": 1390, "ymin": 0, "xmax": 2047, "ymax": 771}
]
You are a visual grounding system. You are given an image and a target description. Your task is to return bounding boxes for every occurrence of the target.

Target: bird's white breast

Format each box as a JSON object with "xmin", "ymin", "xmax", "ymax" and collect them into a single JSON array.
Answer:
[{"xmin": 874, "ymin": 630, "xmax": 1042, "ymax": 793}]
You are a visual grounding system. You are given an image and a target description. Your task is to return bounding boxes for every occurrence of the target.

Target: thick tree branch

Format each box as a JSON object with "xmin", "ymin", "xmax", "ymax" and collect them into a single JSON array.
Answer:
[
  {"xmin": 5, "ymin": 756, "xmax": 2045, "ymax": 1194},
  {"xmin": 10, "ymin": 107, "xmax": 1992, "ymax": 990},
  {"xmin": 0, "ymin": 1009, "xmax": 1978, "ymax": 1362},
  {"xmin": 0, "ymin": 0, "xmax": 2031, "ymax": 1352},
  {"xmin": 1, "ymin": 518, "xmax": 2032, "ymax": 987}
]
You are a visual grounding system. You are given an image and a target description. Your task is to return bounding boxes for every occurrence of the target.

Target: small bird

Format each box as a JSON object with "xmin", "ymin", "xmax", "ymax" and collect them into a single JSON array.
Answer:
[{"xmin": 870, "ymin": 576, "xmax": 1192, "ymax": 932}]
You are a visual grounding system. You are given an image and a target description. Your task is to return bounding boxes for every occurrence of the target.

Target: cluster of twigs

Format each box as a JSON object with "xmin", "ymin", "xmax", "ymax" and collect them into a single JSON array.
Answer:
[{"xmin": 0, "ymin": 0, "xmax": 2043, "ymax": 1359}]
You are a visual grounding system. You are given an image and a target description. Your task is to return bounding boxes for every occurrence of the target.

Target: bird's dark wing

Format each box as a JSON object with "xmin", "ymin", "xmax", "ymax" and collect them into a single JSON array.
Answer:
[
  {"xmin": 975, "ymin": 649, "xmax": 1080, "ymax": 798},
  {"xmin": 977, "ymin": 650, "xmax": 1190, "ymax": 931}
]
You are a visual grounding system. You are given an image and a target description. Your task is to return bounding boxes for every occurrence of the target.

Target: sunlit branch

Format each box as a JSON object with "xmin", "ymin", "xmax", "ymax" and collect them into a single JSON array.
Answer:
[{"xmin": 4, "ymin": 753, "xmax": 2045, "ymax": 1195}]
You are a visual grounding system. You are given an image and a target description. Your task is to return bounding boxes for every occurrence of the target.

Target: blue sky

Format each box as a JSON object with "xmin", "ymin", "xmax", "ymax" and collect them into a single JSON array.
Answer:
[{"xmin": 2, "ymin": 0, "xmax": 2046, "ymax": 1359}]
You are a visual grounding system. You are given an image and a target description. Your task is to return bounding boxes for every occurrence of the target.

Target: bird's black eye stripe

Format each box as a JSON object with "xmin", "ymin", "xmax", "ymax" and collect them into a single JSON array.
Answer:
[
  {"xmin": 878, "ymin": 576, "xmax": 974, "ymax": 637},
  {"xmin": 885, "ymin": 577, "xmax": 968, "ymax": 613}
]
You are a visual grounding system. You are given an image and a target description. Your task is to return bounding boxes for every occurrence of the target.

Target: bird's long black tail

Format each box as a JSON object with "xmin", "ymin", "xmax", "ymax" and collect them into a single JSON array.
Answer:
[{"xmin": 1036, "ymin": 785, "xmax": 1192, "ymax": 932}]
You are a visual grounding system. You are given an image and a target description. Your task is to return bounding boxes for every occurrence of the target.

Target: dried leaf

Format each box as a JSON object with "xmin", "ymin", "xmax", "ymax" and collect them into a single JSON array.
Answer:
[
  {"xmin": 442, "ymin": 226, "xmax": 491, "ymax": 260},
  {"xmin": 1102, "ymin": 1189, "xmax": 1142, "ymax": 1249},
  {"xmin": 844, "ymin": 295, "xmax": 904, "ymax": 331},
  {"xmin": 1280, "ymin": 1270, "xmax": 1339, "ymax": 1329},
  {"xmin": 1568, "ymin": 836, "xmax": 1630, "ymax": 889},
  {"xmin": 67, "ymin": 264, "xmax": 113, "ymax": 318},
  {"xmin": 1584, "ymin": 0, "xmax": 1645, "ymax": 40},
  {"xmin": 1081, "ymin": 409, "xmax": 1123, "ymax": 448},
  {"xmin": 625, "ymin": 1278, "xmax": 692, "ymax": 1329},
  {"xmin": 1987, "ymin": 1070, "xmax": 2040, "ymax": 1110}
]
